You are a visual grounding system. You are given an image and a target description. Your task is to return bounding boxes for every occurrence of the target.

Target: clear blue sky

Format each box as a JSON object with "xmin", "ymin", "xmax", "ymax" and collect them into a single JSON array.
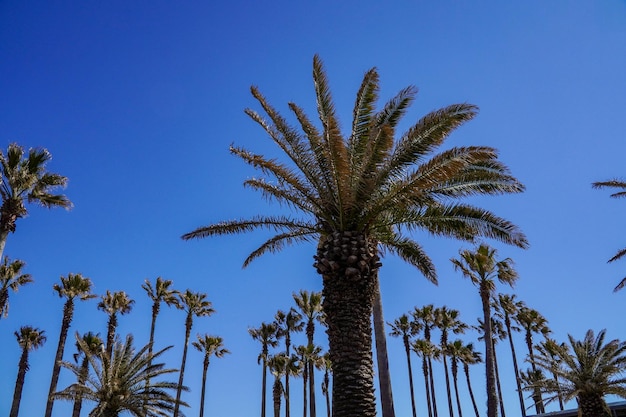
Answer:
[{"xmin": 1, "ymin": 1, "xmax": 626, "ymax": 417}]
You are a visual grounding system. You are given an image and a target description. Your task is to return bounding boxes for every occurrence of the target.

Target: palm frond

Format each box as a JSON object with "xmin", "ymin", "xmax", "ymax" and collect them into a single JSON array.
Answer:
[
  {"xmin": 379, "ymin": 234, "xmax": 437, "ymax": 284},
  {"xmin": 243, "ymin": 229, "xmax": 318, "ymax": 267},
  {"xmin": 182, "ymin": 216, "xmax": 316, "ymax": 240},
  {"xmin": 592, "ymin": 179, "xmax": 626, "ymax": 198},
  {"xmin": 608, "ymin": 247, "xmax": 626, "ymax": 263}
]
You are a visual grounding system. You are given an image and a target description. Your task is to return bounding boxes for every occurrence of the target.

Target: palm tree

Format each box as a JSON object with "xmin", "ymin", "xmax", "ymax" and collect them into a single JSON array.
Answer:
[
  {"xmin": 320, "ymin": 353, "xmax": 332, "ymax": 417},
  {"xmin": 174, "ymin": 290, "xmax": 214, "ymax": 417},
  {"xmin": 520, "ymin": 368, "xmax": 548, "ymax": 415},
  {"xmin": 413, "ymin": 305, "xmax": 439, "ymax": 417},
  {"xmin": 10, "ymin": 326, "xmax": 46, "ymax": 417},
  {"xmin": 275, "ymin": 308, "xmax": 304, "ymax": 417},
  {"xmin": 494, "ymin": 293, "xmax": 526, "ymax": 416},
  {"xmin": 0, "ymin": 257, "xmax": 31, "ymax": 319},
  {"xmin": 515, "ymin": 306, "xmax": 550, "ymax": 414},
  {"xmin": 70, "ymin": 331, "xmax": 103, "ymax": 417},
  {"xmin": 296, "ymin": 344, "xmax": 324, "ymax": 417},
  {"xmin": 451, "ymin": 244, "xmax": 518, "ymax": 417},
  {"xmin": 476, "ymin": 317, "xmax": 508, "ymax": 417},
  {"xmin": 192, "ymin": 334, "xmax": 230, "ymax": 417},
  {"xmin": 536, "ymin": 337, "xmax": 566, "ymax": 411},
  {"xmin": 142, "ymin": 277, "xmax": 181, "ymax": 359},
  {"xmin": 435, "ymin": 306, "xmax": 467, "ymax": 417},
  {"xmin": 372, "ymin": 273, "xmax": 395, "ymax": 417},
  {"xmin": 268, "ymin": 354, "xmax": 289, "ymax": 417},
  {"xmin": 446, "ymin": 339, "xmax": 466, "ymax": 417},
  {"xmin": 45, "ymin": 273, "xmax": 96, "ymax": 417},
  {"xmin": 54, "ymin": 333, "xmax": 186, "ymax": 417},
  {"xmin": 592, "ymin": 179, "xmax": 626, "ymax": 291},
  {"xmin": 97, "ymin": 290, "xmax": 135, "ymax": 357},
  {"xmin": 0, "ymin": 143, "xmax": 72, "ymax": 259},
  {"xmin": 182, "ymin": 55, "xmax": 527, "ymax": 417},
  {"xmin": 530, "ymin": 329, "xmax": 626, "ymax": 417},
  {"xmin": 250, "ymin": 322, "xmax": 279, "ymax": 417},
  {"xmin": 459, "ymin": 342, "xmax": 482, "ymax": 417},
  {"xmin": 293, "ymin": 290, "xmax": 323, "ymax": 417},
  {"xmin": 388, "ymin": 314, "xmax": 418, "ymax": 417},
  {"xmin": 411, "ymin": 338, "xmax": 440, "ymax": 417}
]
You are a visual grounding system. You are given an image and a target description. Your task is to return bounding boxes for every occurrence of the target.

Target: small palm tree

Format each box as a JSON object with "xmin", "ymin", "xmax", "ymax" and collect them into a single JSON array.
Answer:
[
  {"xmin": 45, "ymin": 273, "xmax": 96, "ymax": 417},
  {"xmin": 411, "ymin": 338, "xmax": 440, "ymax": 417},
  {"xmin": 174, "ymin": 290, "xmax": 214, "ymax": 417},
  {"xmin": 0, "ymin": 143, "xmax": 72, "ymax": 259},
  {"xmin": 0, "ymin": 257, "xmax": 31, "ymax": 319},
  {"xmin": 459, "ymin": 342, "xmax": 482, "ymax": 417},
  {"xmin": 592, "ymin": 179, "xmax": 626, "ymax": 291},
  {"xmin": 192, "ymin": 334, "xmax": 230, "ymax": 417},
  {"xmin": 250, "ymin": 322, "xmax": 279, "ymax": 417},
  {"xmin": 451, "ymin": 244, "xmax": 518, "ymax": 417},
  {"xmin": 70, "ymin": 332, "xmax": 103, "ymax": 417},
  {"xmin": 275, "ymin": 308, "xmax": 304, "ymax": 417},
  {"xmin": 10, "ymin": 326, "xmax": 46, "ymax": 417},
  {"xmin": 296, "ymin": 344, "xmax": 324, "ymax": 417},
  {"xmin": 388, "ymin": 314, "xmax": 418, "ymax": 417},
  {"xmin": 530, "ymin": 329, "xmax": 626, "ymax": 417},
  {"xmin": 268, "ymin": 354, "xmax": 289, "ymax": 417},
  {"xmin": 446, "ymin": 339, "xmax": 466, "ymax": 417},
  {"xmin": 412, "ymin": 305, "xmax": 439, "ymax": 417},
  {"xmin": 536, "ymin": 337, "xmax": 567, "ymax": 411},
  {"xmin": 435, "ymin": 306, "xmax": 467, "ymax": 417},
  {"xmin": 97, "ymin": 290, "xmax": 135, "ymax": 357},
  {"xmin": 142, "ymin": 277, "xmax": 181, "ymax": 359},
  {"xmin": 320, "ymin": 353, "xmax": 332, "ymax": 417},
  {"xmin": 54, "ymin": 333, "xmax": 186, "ymax": 417}
]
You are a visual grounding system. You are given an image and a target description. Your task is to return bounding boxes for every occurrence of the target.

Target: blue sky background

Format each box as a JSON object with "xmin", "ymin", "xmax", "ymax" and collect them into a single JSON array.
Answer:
[{"xmin": 1, "ymin": 1, "xmax": 626, "ymax": 417}]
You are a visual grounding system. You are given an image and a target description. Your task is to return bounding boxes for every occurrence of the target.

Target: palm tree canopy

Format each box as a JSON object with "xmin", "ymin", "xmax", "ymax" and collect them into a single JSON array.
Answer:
[
  {"xmin": 179, "ymin": 290, "xmax": 214, "ymax": 318},
  {"xmin": 53, "ymin": 273, "xmax": 96, "ymax": 302},
  {"xmin": 451, "ymin": 243, "xmax": 518, "ymax": 292},
  {"xmin": 0, "ymin": 143, "xmax": 71, "ymax": 232},
  {"xmin": 15, "ymin": 325, "xmax": 46, "ymax": 350},
  {"xmin": 192, "ymin": 334, "xmax": 230, "ymax": 359},
  {"xmin": 182, "ymin": 55, "xmax": 528, "ymax": 282},
  {"xmin": 97, "ymin": 290, "xmax": 135, "ymax": 315},
  {"xmin": 142, "ymin": 277, "xmax": 181, "ymax": 308},
  {"xmin": 0, "ymin": 256, "xmax": 32, "ymax": 317},
  {"xmin": 530, "ymin": 329, "xmax": 626, "ymax": 405},
  {"xmin": 54, "ymin": 333, "xmax": 187, "ymax": 417},
  {"xmin": 249, "ymin": 322, "xmax": 279, "ymax": 363}
]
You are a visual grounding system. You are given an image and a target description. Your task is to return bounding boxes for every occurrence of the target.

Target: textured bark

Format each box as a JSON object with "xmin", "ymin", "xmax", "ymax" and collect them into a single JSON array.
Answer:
[
  {"xmin": 174, "ymin": 315, "xmax": 192, "ymax": 417},
  {"xmin": 372, "ymin": 278, "xmax": 395, "ymax": 417},
  {"xmin": 199, "ymin": 356, "xmax": 209, "ymax": 417},
  {"xmin": 273, "ymin": 378, "xmax": 283, "ymax": 417},
  {"xmin": 480, "ymin": 286, "xmax": 498, "ymax": 417},
  {"xmin": 578, "ymin": 393, "xmax": 611, "ymax": 417},
  {"xmin": 314, "ymin": 231, "xmax": 380, "ymax": 417},
  {"xmin": 72, "ymin": 356, "xmax": 89, "ymax": 417},
  {"xmin": 0, "ymin": 223, "xmax": 12, "ymax": 261},
  {"xmin": 503, "ymin": 315, "xmax": 525, "ymax": 417},
  {"xmin": 0, "ymin": 287, "xmax": 8, "ymax": 318},
  {"xmin": 45, "ymin": 299, "xmax": 75, "ymax": 417},
  {"xmin": 10, "ymin": 347, "xmax": 29, "ymax": 417},
  {"xmin": 106, "ymin": 313, "xmax": 118, "ymax": 358}
]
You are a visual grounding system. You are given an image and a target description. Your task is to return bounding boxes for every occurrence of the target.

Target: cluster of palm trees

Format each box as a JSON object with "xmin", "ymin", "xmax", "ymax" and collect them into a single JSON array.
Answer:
[{"xmin": 249, "ymin": 290, "xmax": 332, "ymax": 417}]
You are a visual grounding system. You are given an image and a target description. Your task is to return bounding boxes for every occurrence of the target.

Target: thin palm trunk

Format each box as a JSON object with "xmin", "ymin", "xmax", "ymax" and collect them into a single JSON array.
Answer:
[
  {"xmin": 451, "ymin": 363, "xmax": 462, "ymax": 417},
  {"xmin": 442, "ymin": 353, "xmax": 454, "ymax": 417},
  {"xmin": 492, "ymin": 339, "xmax": 506, "ymax": 417},
  {"xmin": 525, "ymin": 335, "xmax": 544, "ymax": 414},
  {"xmin": 286, "ymin": 338, "xmax": 292, "ymax": 417},
  {"xmin": 422, "ymin": 356, "xmax": 433, "ymax": 417},
  {"xmin": 463, "ymin": 363, "xmax": 480, "ymax": 417},
  {"xmin": 427, "ymin": 356, "xmax": 438, "ymax": 417},
  {"xmin": 306, "ymin": 323, "xmax": 316, "ymax": 417},
  {"xmin": 403, "ymin": 338, "xmax": 417, "ymax": 417},
  {"xmin": 10, "ymin": 346, "xmax": 29, "ymax": 417},
  {"xmin": 71, "ymin": 355, "xmax": 90, "ymax": 417},
  {"xmin": 0, "ymin": 287, "xmax": 8, "ymax": 317},
  {"xmin": 303, "ymin": 364, "xmax": 308, "ymax": 417},
  {"xmin": 373, "ymin": 278, "xmax": 395, "ymax": 417},
  {"xmin": 174, "ymin": 316, "xmax": 192, "ymax": 417},
  {"xmin": 0, "ymin": 229, "xmax": 9, "ymax": 261},
  {"xmin": 199, "ymin": 356, "xmax": 209, "ymax": 417},
  {"xmin": 45, "ymin": 299, "xmax": 75, "ymax": 417},
  {"xmin": 481, "ymin": 287, "xmax": 498, "ymax": 417},
  {"xmin": 105, "ymin": 313, "xmax": 117, "ymax": 358},
  {"xmin": 323, "ymin": 369, "xmax": 331, "ymax": 417},
  {"xmin": 503, "ymin": 315, "xmax": 525, "ymax": 417}
]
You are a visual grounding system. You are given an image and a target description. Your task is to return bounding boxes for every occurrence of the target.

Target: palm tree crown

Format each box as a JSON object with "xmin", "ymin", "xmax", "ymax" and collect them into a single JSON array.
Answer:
[
  {"xmin": 0, "ymin": 143, "xmax": 71, "ymax": 259},
  {"xmin": 0, "ymin": 256, "xmax": 31, "ymax": 318},
  {"xmin": 183, "ymin": 55, "xmax": 527, "ymax": 417}
]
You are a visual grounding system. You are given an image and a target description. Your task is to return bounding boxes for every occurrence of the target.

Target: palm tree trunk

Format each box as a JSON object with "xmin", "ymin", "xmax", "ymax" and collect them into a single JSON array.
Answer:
[
  {"xmin": 492, "ymin": 340, "xmax": 506, "ymax": 417},
  {"xmin": 316, "ymin": 231, "xmax": 378, "ymax": 417},
  {"xmin": 427, "ymin": 356, "xmax": 438, "ymax": 417},
  {"xmin": 422, "ymin": 356, "xmax": 433, "ymax": 417},
  {"xmin": 480, "ymin": 287, "xmax": 498, "ymax": 417},
  {"xmin": 504, "ymin": 317, "xmax": 525, "ymax": 417},
  {"xmin": 10, "ymin": 347, "xmax": 29, "ymax": 417},
  {"xmin": 273, "ymin": 378, "xmax": 283, "ymax": 417},
  {"xmin": 442, "ymin": 352, "xmax": 455, "ymax": 417},
  {"xmin": 286, "ymin": 339, "xmax": 292, "ymax": 417},
  {"xmin": 403, "ymin": 339, "xmax": 417, "ymax": 417},
  {"xmin": 578, "ymin": 393, "xmax": 611, "ymax": 417},
  {"xmin": 463, "ymin": 364, "xmax": 480, "ymax": 417},
  {"xmin": 525, "ymin": 335, "xmax": 544, "ymax": 414},
  {"xmin": 0, "ymin": 287, "xmax": 8, "ymax": 318},
  {"xmin": 324, "ymin": 370, "xmax": 331, "ymax": 417},
  {"xmin": 72, "ymin": 357, "xmax": 89, "ymax": 417},
  {"xmin": 106, "ymin": 312, "xmax": 117, "ymax": 358},
  {"xmin": 303, "ymin": 366, "xmax": 308, "ymax": 417},
  {"xmin": 0, "ymin": 228, "xmax": 9, "ymax": 261},
  {"xmin": 372, "ymin": 278, "xmax": 395, "ymax": 417},
  {"xmin": 199, "ymin": 356, "xmax": 209, "ymax": 417},
  {"xmin": 451, "ymin": 361, "xmax": 462, "ymax": 417},
  {"xmin": 174, "ymin": 315, "xmax": 192, "ymax": 417},
  {"xmin": 45, "ymin": 299, "xmax": 75, "ymax": 417},
  {"xmin": 551, "ymin": 370, "xmax": 564, "ymax": 410}
]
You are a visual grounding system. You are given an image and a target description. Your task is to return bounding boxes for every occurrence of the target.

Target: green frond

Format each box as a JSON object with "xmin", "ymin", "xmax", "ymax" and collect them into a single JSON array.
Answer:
[
  {"xmin": 182, "ymin": 216, "xmax": 317, "ymax": 240},
  {"xmin": 243, "ymin": 230, "xmax": 317, "ymax": 267},
  {"xmin": 349, "ymin": 68, "xmax": 379, "ymax": 165},
  {"xmin": 379, "ymin": 234, "xmax": 437, "ymax": 284}
]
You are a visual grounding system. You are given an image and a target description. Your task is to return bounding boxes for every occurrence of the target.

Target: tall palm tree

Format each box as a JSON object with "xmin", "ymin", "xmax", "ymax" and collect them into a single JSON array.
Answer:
[
  {"xmin": 182, "ymin": 55, "xmax": 527, "ymax": 417},
  {"xmin": 372, "ymin": 273, "xmax": 395, "ymax": 417},
  {"xmin": 142, "ymin": 277, "xmax": 181, "ymax": 359},
  {"xmin": 451, "ymin": 244, "xmax": 518, "ymax": 417},
  {"xmin": 476, "ymin": 317, "xmax": 508, "ymax": 417},
  {"xmin": 10, "ymin": 326, "xmax": 46, "ymax": 417},
  {"xmin": 275, "ymin": 308, "xmax": 304, "ymax": 417},
  {"xmin": 519, "ymin": 368, "xmax": 548, "ymax": 415},
  {"xmin": 459, "ymin": 342, "xmax": 482, "ymax": 417},
  {"xmin": 0, "ymin": 257, "xmax": 31, "ymax": 319},
  {"xmin": 97, "ymin": 290, "xmax": 135, "ymax": 358},
  {"xmin": 250, "ymin": 322, "xmax": 279, "ymax": 417},
  {"xmin": 494, "ymin": 293, "xmax": 526, "ymax": 416},
  {"xmin": 320, "ymin": 352, "xmax": 332, "ymax": 417},
  {"xmin": 413, "ymin": 305, "xmax": 439, "ymax": 417},
  {"xmin": 446, "ymin": 339, "xmax": 466, "ymax": 417},
  {"xmin": 592, "ymin": 179, "xmax": 626, "ymax": 291},
  {"xmin": 45, "ymin": 273, "xmax": 96, "ymax": 417},
  {"xmin": 293, "ymin": 290, "xmax": 323, "ymax": 417},
  {"xmin": 435, "ymin": 306, "xmax": 467, "ymax": 417},
  {"xmin": 0, "ymin": 143, "xmax": 72, "ymax": 260},
  {"xmin": 70, "ymin": 331, "xmax": 103, "ymax": 417},
  {"xmin": 389, "ymin": 314, "xmax": 418, "ymax": 417},
  {"xmin": 174, "ymin": 290, "xmax": 214, "ymax": 417},
  {"xmin": 411, "ymin": 338, "xmax": 440, "ymax": 417},
  {"xmin": 530, "ymin": 329, "xmax": 626, "ymax": 417},
  {"xmin": 515, "ymin": 306, "xmax": 550, "ymax": 414},
  {"xmin": 192, "ymin": 334, "xmax": 230, "ymax": 417},
  {"xmin": 54, "ymin": 333, "xmax": 186, "ymax": 417}
]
